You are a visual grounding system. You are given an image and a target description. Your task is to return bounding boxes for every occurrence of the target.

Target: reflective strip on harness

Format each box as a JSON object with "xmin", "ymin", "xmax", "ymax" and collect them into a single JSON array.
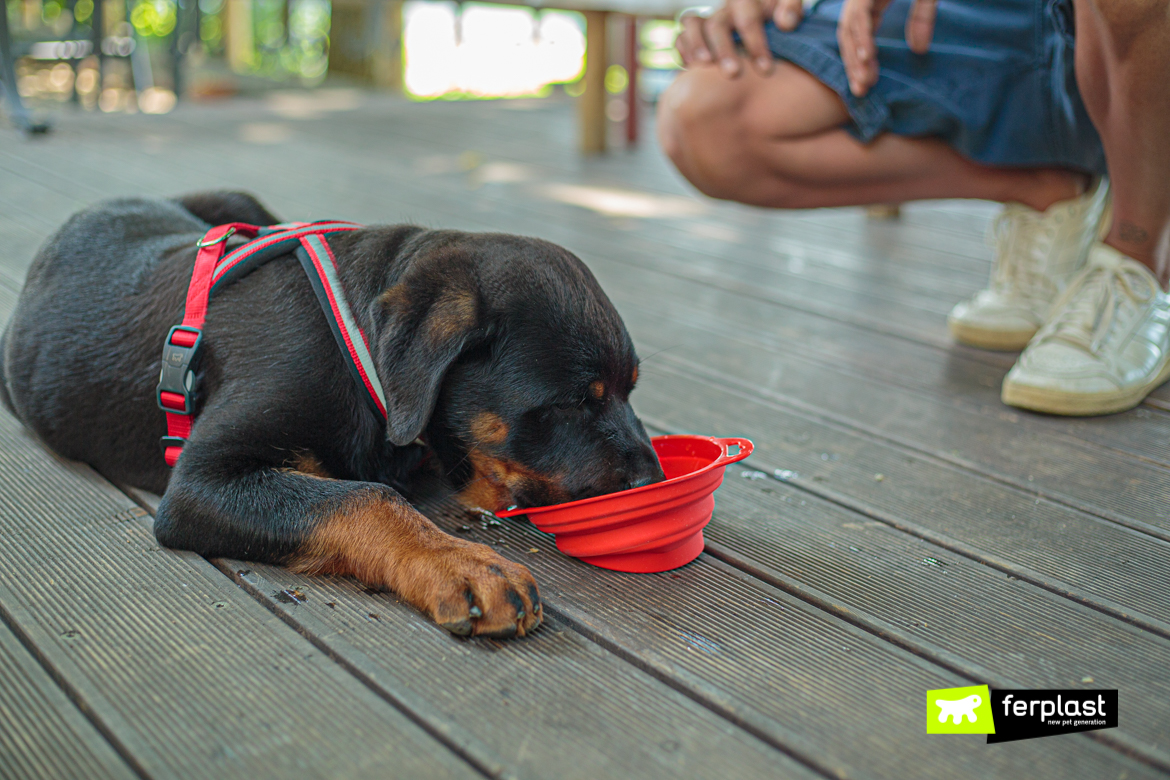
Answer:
[
  {"xmin": 297, "ymin": 234, "xmax": 388, "ymax": 418},
  {"xmin": 156, "ymin": 220, "xmax": 377, "ymax": 467},
  {"xmin": 211, "ymin": 221, "xmax": 360, "ymax": 290}
]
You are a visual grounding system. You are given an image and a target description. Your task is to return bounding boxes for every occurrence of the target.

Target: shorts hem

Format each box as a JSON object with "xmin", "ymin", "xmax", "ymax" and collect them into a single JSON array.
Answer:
[{"xmin": 763, "ymin": 27, "xmax": 889, "ymax": 143}]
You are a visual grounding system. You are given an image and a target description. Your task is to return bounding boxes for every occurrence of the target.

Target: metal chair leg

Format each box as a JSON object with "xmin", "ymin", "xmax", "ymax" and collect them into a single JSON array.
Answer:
[{"xmin": 0, "ymin": 1, "xmax": 50, "ymax": 133}]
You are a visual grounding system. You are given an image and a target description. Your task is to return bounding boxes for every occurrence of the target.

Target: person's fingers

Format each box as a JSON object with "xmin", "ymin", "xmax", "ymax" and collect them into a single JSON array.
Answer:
[
  {"xmin": 838, "ymin": 0, "xmax": 878, "ymax": 97},
  {"xmin": 703, "ymin": 10, "xmax": 743, "ymax": 77},
  {"xmin": 729, "ymin": 0, "xmax": 774, "ymax": 74},
  {"xmin": 773, "ymin": 0, "xmax": 803, "ymax": 31},
  {"xmin": 676, "ymin": 14, "xmax": 712, "ymax": 65},
  {"xmin": 905, "ymin": 0, "xmax": 937, "ymax": 54}
]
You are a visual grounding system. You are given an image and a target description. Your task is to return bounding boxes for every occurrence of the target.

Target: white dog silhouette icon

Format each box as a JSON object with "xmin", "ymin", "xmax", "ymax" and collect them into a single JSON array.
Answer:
[{"xmin": 935, "ymin": 694, "xmax": 982, "ymax": 725}]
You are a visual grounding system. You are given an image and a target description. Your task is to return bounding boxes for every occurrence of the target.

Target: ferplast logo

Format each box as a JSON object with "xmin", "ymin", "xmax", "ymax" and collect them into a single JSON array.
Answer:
[
  {"xmin": 927, "ymin": 686, "xmax": 1119, "ymax": 742},
  {"xmin": 927, "ymin": 685, "xmax": 996, "ymax": 735}
]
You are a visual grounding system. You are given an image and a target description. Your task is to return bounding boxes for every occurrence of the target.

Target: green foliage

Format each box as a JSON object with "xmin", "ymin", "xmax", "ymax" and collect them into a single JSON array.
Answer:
[{"xmin": 131, "ymin": 0, "xmax": 178, "ymax": 37}]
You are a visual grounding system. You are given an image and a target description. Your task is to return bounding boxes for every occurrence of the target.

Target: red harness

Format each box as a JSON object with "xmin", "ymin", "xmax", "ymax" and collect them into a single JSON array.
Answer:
[{"xmin": 156, "ymin": 221, "xmax": 385, "ymax": 466}]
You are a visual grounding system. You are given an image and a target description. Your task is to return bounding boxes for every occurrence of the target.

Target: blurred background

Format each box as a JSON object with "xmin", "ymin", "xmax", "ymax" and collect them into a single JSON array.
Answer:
[{"xmin": 3, "ymin": 0, "xmax": 687, "ymax": 129}]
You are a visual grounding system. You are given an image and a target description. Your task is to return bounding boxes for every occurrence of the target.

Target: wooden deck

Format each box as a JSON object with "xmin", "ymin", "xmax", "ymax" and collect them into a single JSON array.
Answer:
[{"xmin": 1, "ymin": 91, "xmax": 1169, "ymax": 780}]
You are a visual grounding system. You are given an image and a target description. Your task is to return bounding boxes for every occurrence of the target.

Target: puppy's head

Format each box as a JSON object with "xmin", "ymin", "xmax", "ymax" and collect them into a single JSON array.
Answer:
[{"xmin": 371, "ymin": 230, "xmax": 664, "ymax": 511}]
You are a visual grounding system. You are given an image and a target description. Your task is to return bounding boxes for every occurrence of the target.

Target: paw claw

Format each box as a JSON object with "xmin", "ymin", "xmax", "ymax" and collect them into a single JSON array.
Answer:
[
  {"xmin": 420, "ymin": 539, "xmax": 542, "ymax": 640},
  {"xmin": 441, "ymin": 619, "xmax": 474, "ymax": 636},
  {"xmin": 479, "ymin": 623, "xmax": 519, "ymax": 639}
]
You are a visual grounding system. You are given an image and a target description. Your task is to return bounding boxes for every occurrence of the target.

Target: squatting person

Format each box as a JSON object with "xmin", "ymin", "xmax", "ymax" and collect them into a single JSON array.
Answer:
[{"xmin": 658, "ymin": 0, "xmax": 1170, "ymax": 416}]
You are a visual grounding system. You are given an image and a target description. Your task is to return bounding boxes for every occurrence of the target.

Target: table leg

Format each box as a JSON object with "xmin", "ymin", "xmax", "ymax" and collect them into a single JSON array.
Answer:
[
  {"xmin": 580, "ymin": 9, "xmax": 607, "ymax": 154},
  {"xmin": 625, "ymin": 14, "xmax": 637, "ymax": 146}
]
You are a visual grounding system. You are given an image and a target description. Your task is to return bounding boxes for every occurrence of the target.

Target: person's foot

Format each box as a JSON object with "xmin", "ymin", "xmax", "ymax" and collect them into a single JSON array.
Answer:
[
  {"xmin": 948, "ymin": 178, "xmax": 1111, "ymax": 350},
  {"xmin": 1001, "ymin": 243, "xmax": 1170, "ymax": 416}
]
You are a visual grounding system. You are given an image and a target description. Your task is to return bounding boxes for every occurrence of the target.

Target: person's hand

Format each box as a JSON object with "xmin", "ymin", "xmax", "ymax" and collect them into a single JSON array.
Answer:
[
  {"xmin": 839, "ymin": 0, "xmax": 937, "ymax": 97},
  {"xmin": 675, "ymin": 0, "xmax": 805, "ymax": 78}
]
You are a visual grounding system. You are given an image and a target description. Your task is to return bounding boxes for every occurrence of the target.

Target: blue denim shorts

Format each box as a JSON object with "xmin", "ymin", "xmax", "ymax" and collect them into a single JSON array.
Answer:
[{"xmin": 764, "ymin": 0, "xmax": 1106, "ymax": 173}]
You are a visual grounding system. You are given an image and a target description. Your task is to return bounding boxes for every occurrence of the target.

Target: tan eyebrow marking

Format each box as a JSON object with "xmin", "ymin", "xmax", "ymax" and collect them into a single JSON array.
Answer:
[
  {"xmin": 470, "ymin": 411, "xmax": 509, "ymax": 446},
  {"xmin": 589, "ymin": 380, "xmax": 605, "ymax": 400}
]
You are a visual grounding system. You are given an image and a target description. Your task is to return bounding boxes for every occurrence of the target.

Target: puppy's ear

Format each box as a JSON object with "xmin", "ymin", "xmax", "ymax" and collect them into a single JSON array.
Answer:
[
  {"xmin": 372, "ymin": 267, "xmax": 481, "ymax": 446},
  {"xmin": 175, "ymin": 190, "xmax": 281, "ymax": 227}
]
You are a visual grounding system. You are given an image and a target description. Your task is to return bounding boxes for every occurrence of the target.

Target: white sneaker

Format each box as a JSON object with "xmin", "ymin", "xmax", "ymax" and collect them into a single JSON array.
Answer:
[
  {"xmin": 948, "ymin": 178, "xmax": 1111, "ymax": 350},
  {"xmin": 1002, "ymin": 243, "xmax": 1170, "ymax": 416}
]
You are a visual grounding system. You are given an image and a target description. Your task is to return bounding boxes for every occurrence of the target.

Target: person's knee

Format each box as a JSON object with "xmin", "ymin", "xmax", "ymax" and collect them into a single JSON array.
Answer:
[
  {"xmin": 658, "ymin": 67, "xmax": 742, "ymax": 165},
  {"xmin": 657, "ymin": 66, "xmax": 769, "ymax": 200},
  {"xmin": 1086, "ymin": 0, "xmax": 1170, "ymax": 49}
]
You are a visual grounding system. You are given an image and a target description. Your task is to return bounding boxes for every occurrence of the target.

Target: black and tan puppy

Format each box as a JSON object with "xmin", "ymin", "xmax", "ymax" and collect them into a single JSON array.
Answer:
[{"xmin": 0, "ymin": 192, "xmax": 663, "ymax": 638}]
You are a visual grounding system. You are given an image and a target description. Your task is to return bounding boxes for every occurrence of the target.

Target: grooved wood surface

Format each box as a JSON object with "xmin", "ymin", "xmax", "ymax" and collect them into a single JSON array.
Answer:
[
  {"xmin": 703, "ymin": 459, "xmax": 1170, "ymax": 764},
  {"xmin": 3, "ymin": 94, "xmax": 1169, "ymax": 778},
  {"xmin": 403, "ymin": 482, "xmax": 1158, "ymax": 780},
  {"xmin": 0, "ymin": 618, "xmax": 136, "ymax": 780},
  {"xmin": 0, "ymin": 414, "xmax": 476, "ymax": 780},
  {"xmin": 629, "ymin": 323, "xmax": 1170, "ymax": 538},
  {"xmin": 123, "ymin": 492, "xmax": 816, "ymax": 780},
  {"xmin": 630, "ymin": 364, "xmax": 1170, "ymax": 634},
  {"xmin": 221, "ymin": 561, "xmax": 815, "ymax": 780}
]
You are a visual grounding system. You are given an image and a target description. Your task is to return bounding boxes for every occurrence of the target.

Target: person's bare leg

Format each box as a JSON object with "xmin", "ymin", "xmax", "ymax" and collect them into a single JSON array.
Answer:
[
  {"xmin": 658, "ymin": 58, "xmax": 1088, "ymax": 211},
  {"xmin": 1074, "ymin": 0, "xmax": 1170, "ymax": 283}
]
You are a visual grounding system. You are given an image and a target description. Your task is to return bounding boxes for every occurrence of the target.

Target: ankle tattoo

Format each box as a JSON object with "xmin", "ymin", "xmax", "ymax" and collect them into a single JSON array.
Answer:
[{"xmin": 1119, "ymin": 221, "xmax": 1150, "ymax": 245}]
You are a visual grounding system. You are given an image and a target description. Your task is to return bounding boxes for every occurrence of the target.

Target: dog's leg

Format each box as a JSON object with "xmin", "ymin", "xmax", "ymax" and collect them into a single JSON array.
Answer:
[
  {"xmin": 156, "ymin": 449, "xmax": 542, "ymax": 638},
  {"xmin": 174, "ymin": 191, "xmax": 281, "ymax": 228}
]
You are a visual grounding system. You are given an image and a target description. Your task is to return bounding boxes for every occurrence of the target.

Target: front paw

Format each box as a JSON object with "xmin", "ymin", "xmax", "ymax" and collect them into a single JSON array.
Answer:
[{"xmin": 412, "ymin": 540, "xmax": 543, "ymax": 638}]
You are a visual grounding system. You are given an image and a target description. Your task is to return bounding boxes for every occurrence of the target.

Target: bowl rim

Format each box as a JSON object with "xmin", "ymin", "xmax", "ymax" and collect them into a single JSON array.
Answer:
[{"xmin": 494, "ymin": 434, "xmax": 753, "ymax": 518}]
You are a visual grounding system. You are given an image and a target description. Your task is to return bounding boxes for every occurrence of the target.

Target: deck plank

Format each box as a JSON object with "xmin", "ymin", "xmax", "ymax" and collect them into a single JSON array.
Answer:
[
  {"xmin": 0, "ymin": 411, "xmax": 478, "ymax": 780},
  {"xmin": 121, "ymin": 487, "xmax": 817, "ymax": 780},
  {"xmin": 11, "ymin": 102, "xmax": 1170, "ymax": 481},
  {"xmin": 703, "ymin": 457, "xmax": 1170, "ymax": 766},
  {"xmin": 219, "ymin": 561, "xmax": 817, "ymax": 780},
  {"xmin": 384, "ymin": 483, "xmax": 1160, "ymax": 780},
  {"xmin": 23, "ymin": 106, "xmax": 1164, "ymax": 472},
  {"xmin": 621, "ymin": 308, "xmax": 1170, "ymax": 538},
  {"xmin": 632, "ymin": 361, "xmax": 1170, "ymax": 634},
  {"xmin": 0, "ymin": 618, "xmax": 137, "ymax": 780},
  {"xmin": 0, "ymin": 109, "xmax": 984, "ymax": 345}
]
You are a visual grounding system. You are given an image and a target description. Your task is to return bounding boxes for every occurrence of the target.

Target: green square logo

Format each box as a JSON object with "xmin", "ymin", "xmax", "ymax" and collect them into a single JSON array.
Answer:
[{"xmin": 927, "ymin": 685, "xmax": 996, "ymax": 734}]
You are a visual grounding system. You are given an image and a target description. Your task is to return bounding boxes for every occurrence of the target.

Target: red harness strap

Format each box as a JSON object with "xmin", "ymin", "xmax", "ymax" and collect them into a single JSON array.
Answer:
[
  {"xmin": 157, "ymin": 223, "xmax": 260, "ymax": 466},
  {"xmin": 156, "ymin": 220, "xmax": 372, "ymax": 467}
]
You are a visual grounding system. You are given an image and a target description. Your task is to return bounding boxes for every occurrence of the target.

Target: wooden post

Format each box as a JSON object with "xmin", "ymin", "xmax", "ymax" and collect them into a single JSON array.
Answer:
[
  {"xmin": 579, "ymin": 9, "xmax": 607, "ymax": 154},
  {"xmin": 625, "ymin": 14, "xmax": 638, "ymax": 146},
  {"xmin": 370, "ymin": 0, "xmax": 403, "ymax": 90},
  {"xmin": 327, "ymin": 0, "xmax": 366, "ymax": 79},
  {"xmin": 225, "ymin": 0, "xmax": 254, "ymax": 72},
  {"xmin": 327, "ymin": 0, "xmax": 401, "ymax": 89}
]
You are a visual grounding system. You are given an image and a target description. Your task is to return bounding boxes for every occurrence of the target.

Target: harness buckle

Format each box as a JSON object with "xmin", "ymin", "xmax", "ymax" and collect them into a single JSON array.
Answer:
[
  {"xmin": 156, "ymin": 325, "xmax": 203, "ymax": 415},
  {"xmin": 159, "ymin": 436, "xmax": 187, "ymax": 456},
  {"xmin": 196, "ymin": 227, "xmax": 235, "ymax": 248}
]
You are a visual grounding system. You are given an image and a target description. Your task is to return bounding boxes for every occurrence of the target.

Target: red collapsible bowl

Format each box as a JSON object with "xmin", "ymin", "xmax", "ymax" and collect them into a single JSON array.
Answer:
[{"xmin": 496, "ymin": 435, "xmax": 753, "ymax": 573}]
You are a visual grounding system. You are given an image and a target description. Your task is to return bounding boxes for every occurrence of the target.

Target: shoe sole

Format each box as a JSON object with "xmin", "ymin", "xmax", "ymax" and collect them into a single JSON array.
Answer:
[
  {"xmin": 1002, "ymin": 360, "xmax": 1170, "ymax": 416},
  {"xmin": 947, "ymin": 318, "xmax": 1037, "ymax": 351}
]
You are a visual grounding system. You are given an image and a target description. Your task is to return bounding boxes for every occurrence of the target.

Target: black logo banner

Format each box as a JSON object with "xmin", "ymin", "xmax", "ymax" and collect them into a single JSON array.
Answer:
[{"xmin": 987, "ymin": 689, "xmax": 1118, "ymax": 743}]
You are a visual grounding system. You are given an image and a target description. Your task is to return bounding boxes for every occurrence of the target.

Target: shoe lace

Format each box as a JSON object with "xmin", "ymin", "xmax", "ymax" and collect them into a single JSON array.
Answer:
[
  {"xmin": 1042, "ymin": 262, "xmax": 1153, "ymax": 355},
  {"xmin": 988, "ymin": 208, "xmax": 1061, "ymax": 301}
]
